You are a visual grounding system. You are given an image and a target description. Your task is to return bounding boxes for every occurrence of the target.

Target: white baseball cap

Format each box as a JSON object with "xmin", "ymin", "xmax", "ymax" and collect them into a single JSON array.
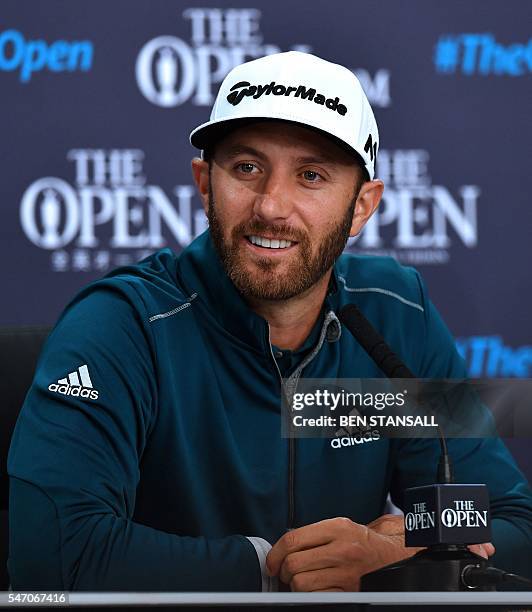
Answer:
[{"xmin": 189, "ymin": 51, "xmax": 379, "ymax": 180}]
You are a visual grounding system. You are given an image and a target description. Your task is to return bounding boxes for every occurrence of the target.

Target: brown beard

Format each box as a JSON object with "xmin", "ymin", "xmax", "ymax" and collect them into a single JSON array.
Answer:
[{"xmin": 207, "ymin": 184, "xmax": 357, "ymax": 301}]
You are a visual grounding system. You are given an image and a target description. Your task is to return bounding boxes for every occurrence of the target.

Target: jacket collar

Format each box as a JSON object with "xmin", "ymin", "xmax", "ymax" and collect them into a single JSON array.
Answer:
[{"xmin": 176, "ymin": 230, "xmax": 342, "ymax": 351}]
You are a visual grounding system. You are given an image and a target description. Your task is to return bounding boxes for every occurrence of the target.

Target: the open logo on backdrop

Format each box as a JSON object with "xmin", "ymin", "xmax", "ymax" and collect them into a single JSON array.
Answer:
[
  {"xmin": 349, "ymin": 149, "xmax": 480, "ymax": 265},
  {"xmin": 135, "ymin": 7, "xmax": 391, "ymax": 108},
  {"xmin": 19, "ymin": 149, "xmax": 207, "ymax": 273}
]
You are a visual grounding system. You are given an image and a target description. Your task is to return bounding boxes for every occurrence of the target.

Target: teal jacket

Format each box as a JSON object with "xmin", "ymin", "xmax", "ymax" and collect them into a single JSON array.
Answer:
[{"xmin": 8, "ymin": 230, "xmax": 532, "ymax": 590}]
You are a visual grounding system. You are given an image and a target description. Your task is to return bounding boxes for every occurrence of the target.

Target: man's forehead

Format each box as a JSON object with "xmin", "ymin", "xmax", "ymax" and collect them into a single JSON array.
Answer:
[{"xmin": 214, "ymin": 121, "xmax": 356, "ymax": 166}]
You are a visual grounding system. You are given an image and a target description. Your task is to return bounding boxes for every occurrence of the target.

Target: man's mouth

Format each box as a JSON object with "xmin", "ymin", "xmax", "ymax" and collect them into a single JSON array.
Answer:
[{"xmin": 245, "ymin": 235, "xmax": 296, "ymax": 250}]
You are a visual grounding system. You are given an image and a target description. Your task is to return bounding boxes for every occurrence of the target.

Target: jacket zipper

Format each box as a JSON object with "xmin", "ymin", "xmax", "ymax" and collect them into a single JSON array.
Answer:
[{"xmin": 267, "ymin": 324, "xmax": 295, "ymax": 531}]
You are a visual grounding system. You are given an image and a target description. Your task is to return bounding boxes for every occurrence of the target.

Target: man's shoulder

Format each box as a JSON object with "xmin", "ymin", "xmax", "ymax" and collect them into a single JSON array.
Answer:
[
  {"xmin": 103, "ymin": 247, "xmax": 188, "ymax": 302},
  {"xmin": 335, "ymin": 252, "xmax": 425, "ymax": 314},
  {"xmin": 59, "ymin": 248, "xmax": 192, "ymax": 329}
]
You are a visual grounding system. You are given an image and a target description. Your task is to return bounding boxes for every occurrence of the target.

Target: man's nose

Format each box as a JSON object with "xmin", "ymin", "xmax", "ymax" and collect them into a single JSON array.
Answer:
[{"xmin": 252, "ymin": 171, "xmax": 294, "ymax": 222}]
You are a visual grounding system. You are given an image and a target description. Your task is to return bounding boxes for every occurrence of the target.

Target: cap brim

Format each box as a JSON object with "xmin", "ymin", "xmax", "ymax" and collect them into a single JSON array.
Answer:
[
  {"xmin": 189, "ymin": 116, "xmax": 369, "ymax": 178},
  {"xmin": 190, "ymin": 117, "xmax": 268, "ymax": 150}
]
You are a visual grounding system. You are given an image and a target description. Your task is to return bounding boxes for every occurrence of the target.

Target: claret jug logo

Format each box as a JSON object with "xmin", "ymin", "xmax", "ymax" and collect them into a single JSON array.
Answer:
[
  {"xmin": 226, "ymin": 80, "xmax": 348, "ymax": 115},
  {"xmin": 136, "ymin": 8, "xmax": 312, "ymax": 108}
]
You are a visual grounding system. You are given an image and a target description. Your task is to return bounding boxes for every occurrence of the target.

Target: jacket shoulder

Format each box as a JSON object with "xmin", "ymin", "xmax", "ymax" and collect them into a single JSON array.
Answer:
[
  {"xmin": 64, "ymin": 248, "xmax": 193, "ymax": 325},
  {"xmin": 335, "ymin": 253, "xmax": 425, "ymax": 313}
]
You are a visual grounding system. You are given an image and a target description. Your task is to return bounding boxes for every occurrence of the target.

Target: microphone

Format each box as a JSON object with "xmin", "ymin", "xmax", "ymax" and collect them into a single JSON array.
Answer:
[
  {"xmin": 338, "ymin": 303, "xmax": 498, "ymax": 591},
  {"xmin": 337, "ymin": 303, "xmax": 414, "ymax": 379}
]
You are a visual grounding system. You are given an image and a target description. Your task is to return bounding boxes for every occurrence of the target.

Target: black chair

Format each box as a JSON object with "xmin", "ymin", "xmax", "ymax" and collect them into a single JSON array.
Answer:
[{"xmin": 0, "ymin": 326, "xmax": 50, "ymax": 590}]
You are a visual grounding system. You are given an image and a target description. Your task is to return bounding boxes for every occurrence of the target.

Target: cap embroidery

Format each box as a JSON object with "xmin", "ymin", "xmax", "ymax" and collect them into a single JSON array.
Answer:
[{"xmin": 226, "ymin": 80, "xmax": 348, "ymax": 116}]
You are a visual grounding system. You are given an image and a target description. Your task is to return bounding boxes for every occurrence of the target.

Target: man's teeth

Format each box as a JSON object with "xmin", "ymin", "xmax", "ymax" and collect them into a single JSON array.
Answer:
[{"xmin": 248, "ymin": 235, "xmax": 293, "ymax": 249}]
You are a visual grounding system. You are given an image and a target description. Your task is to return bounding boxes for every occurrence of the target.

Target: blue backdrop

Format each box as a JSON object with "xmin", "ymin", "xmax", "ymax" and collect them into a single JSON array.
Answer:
[{"xmin": 1, "ymin": 0, "xmax": 531, "ymax": 463}]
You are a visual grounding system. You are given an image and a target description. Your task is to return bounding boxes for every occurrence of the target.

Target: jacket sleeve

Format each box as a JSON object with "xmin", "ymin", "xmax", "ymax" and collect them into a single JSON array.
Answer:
[
  {"xmin": 389, "ymin": 272, "xmax": 532, "ymax": 579},
  {"xmin": 7, "ymin": 284, "xmax": 262, "ymax": 591}
]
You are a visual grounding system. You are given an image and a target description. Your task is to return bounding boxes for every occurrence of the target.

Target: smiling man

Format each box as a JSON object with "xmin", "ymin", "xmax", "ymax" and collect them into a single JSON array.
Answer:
[
  {"xmin": 8, "ymin": 52, "xmax": 532, "ymax": 592},
  {"xmin": 193, "ymin": 120, "xmax": 382, "ymax": 354}
]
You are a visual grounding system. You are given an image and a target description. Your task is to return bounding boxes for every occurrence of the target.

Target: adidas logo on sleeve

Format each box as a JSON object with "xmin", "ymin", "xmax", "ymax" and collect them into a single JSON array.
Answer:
[{"xmin": 48, "ymin": 364, "xmax": 99, "ymax": 400}]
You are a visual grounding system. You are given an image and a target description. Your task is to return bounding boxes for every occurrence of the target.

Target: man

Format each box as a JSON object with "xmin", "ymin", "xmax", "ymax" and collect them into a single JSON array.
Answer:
[{"xmin": 8, "ymin": 52, "xmax": 532, "ymax": 591}]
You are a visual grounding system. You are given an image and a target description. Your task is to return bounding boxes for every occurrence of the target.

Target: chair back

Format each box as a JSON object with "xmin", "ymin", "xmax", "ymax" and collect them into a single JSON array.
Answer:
[{"xmin": 0, "ymin": 326, "xmax": 50, "ymax": 589}]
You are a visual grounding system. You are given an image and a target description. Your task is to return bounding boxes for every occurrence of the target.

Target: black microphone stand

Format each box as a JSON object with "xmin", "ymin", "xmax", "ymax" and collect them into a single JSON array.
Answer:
[
  {"xmin": 337, "ymin": 304, "xmax": 494, "ymax": 591},
  {"xmin": 359, "ymin": 417, "xmax": 493, "ymax": 591},
  {"xmin": 360, "ymin": 543, "xmax": 492, "ymax": 591}
]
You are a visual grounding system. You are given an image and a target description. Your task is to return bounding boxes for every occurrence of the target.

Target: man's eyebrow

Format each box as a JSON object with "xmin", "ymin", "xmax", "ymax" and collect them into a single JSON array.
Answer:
[
  {"xmin": 219, "ymin": 146, "xmax": 348, "ymax": 169},
  {"xmin": 219, "ymin": 145, "xmax": 268, "ymax": 161},
  {"xmin": 295, "ymin": 155, "xmax": 341, "ymax": 167}
]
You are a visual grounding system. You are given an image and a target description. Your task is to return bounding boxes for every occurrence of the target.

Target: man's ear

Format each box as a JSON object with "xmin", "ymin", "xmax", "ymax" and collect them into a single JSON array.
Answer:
[
  {"xmin": 191, "ymin": 157, "xmax": 210, "ymax": 214},
  {"xmin": 350, "ymin": 180, "xmax": 384, "ymax": 237}
]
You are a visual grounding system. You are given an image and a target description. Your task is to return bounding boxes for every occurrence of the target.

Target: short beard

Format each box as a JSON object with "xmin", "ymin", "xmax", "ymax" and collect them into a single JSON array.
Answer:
[{"xmin": 207, "ymin": 184, "xmax": 358, "ymax": 301}]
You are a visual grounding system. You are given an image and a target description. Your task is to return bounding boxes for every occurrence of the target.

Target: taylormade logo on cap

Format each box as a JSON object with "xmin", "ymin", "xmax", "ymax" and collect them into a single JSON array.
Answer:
[
  {"xmin": 226, "ymin": 81, "xmax": 348, "ymax": 116},
  {"xmin": 190, "ymin": 51, "xmax": 379, "ymax": 179}
]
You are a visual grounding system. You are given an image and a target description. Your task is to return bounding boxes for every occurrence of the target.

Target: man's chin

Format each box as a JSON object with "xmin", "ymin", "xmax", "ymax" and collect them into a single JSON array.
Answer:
[
  {"xmin": 230, "ymin": 263, "xmax": 303, "ymax": 301},
  {"xmin": 237, "ymin": 284, "xmax": 301, "ymax": 302},
  {"xmin": 238, "ymin": 253, "xmax": 294, "ymax": 276}
]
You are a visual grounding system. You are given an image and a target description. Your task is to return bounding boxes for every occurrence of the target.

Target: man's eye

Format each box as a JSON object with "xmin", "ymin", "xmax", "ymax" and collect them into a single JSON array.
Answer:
[
  {"xmin": 302, "ymin": 170, "xmax": 322, "ymax": 182},
  {"xmin": 236, "ymin": 163, "xmax": 257, "ymax": 174}
]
